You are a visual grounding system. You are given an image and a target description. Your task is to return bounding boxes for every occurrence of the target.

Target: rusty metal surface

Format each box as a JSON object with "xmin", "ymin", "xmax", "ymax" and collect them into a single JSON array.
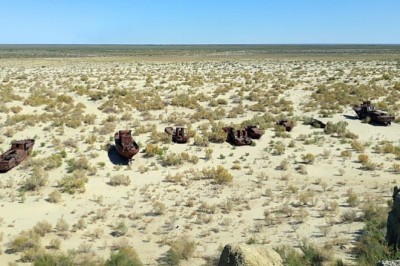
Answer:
[
  {"xmin": 0, "ymin": 139, "xmax": 35, "ymax": 172},
  {"xmin": 114, "ymin": 130, "xmax": 139, "ymax": 159},
  {"xmin": 225, "ymin": 128, "xmax": 253, "ymax": 146},
  {"xmin": 165, "ymin": 127, "xmax": 189, "ymax": 143},
  {"xmin": 245, "ymin": 125, "xmax": 264, "ymax": 139},
  {"xmin": 353, "ymin": 101, "xmax": 395, "ymax": 125}
]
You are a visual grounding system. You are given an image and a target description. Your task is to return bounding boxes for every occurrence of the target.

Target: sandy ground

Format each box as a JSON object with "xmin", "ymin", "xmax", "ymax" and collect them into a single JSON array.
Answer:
[{"xmin": 0, "ymin": 57, "xmax": 399, "ymax": 265}]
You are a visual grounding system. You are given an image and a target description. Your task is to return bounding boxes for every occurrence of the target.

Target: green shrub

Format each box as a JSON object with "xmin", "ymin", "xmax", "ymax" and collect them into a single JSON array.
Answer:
[
  {"xmin": 202, "ymin": 166, "xmax": 233, "ymax": 184},
  {"xmin": 273, "ymin": 141, "xmax": 285, "ymax": 155},
  {"xmin": 301, "ymin": 153, "xmax": 316, "ymax": 164},
  {"xmin": 109, "ymin": 175, "xmax": 131, "ymax": 186},
  {"xmin": 48, "ymin": 190, "xmax": 62, "ymax": 203},
  {"xmin": 106, "ymin": 247, "xmax": 143, "ymax": 266},
  {"xmin": 165, "ymin": 236, "xmax": 196, "ymax": 265},
  {"xmin": 66, "ymin": 156, "xmax": 90, "ymax": 173},
  {"xmin": 34, "ymin": 253, "xmax": 75, "ymax": 266},
  {"xmin": 193, "ymin": 136, "xmax": 209, "ymax": 147},
  {"xmin": 354, "ymin": 203, "xmax": 398, "ymax": 265},
  {"xmin": 351, "ymin": 140, "xmax": 365, "ymax": 152},
  {"xmin": 9, "ymin": 230, "xmax": 41, "ymax": 253},
  {"xmin": 152, "ymin": 201, "xmax": 166, "ymax": 215},
  {"xmin": 300, "ymin": 241, "xmax": 331, "ymax": 265},
  {"xmin": 275, "ymin": 245, "xmax": 305, "ymax": 265},
  {"xmin": 22, "ymin": 167, "xmax": 48, "ymax": 191},
  {"xmin": 44, "ymin": 154, "xmax": 63, "ymax": 170},
  {"xmin": 144, "ymin": 144, "xmax": 165, "ymax": 157},
  {"xmin": 207, "ymin": 126, "xmax": 227, "ymax": 143},
  {"xmin": 205, "ymin": 148, "xmax": 213, "ymax": 160},
  {"xmin": 162, "ymin": 153, "xmax": 182, "ymax": 166},
  {"xmin": 358, "ymin": 154, "xmax": 369, "ymax": 165},
  {"xmin": 58, "ymin": 171, "xmax": 88, "ymax": 194},
  {"xmin": 33, "ymin": 221, "xmax": 52, "ymax": 237}
]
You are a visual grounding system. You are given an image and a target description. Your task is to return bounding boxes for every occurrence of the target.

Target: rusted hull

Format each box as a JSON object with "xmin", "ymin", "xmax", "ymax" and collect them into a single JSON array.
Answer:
[
  {"xmin": 353, "ymin": 101, "xmax": 395, "ymax": 125},
  {"xmin": 114, "ymin": 131, "xmax": 139, "ymax": 160},
  {"xmin": 114, "ymin": 143, "xmax": 139, "ymax": 159},
  {"xmin": 0, "ymin": 139, "xmax": 35, "ymax": 172},
  {"xmin": 165, "ymin": 127, "xmax": 189, "ymax": 144},
  {"xmin": 227, "ymin": 137, "xmax": 252, "ymax": 146},
  {"xmin": 245, "ymin": 126, "xmax": 263, "ymax": 139},
  {"xmin": 172, "ymin": 135, "xmax": 189, "ymax": 144},
  {"xmin": 226, "ymin": 129, "xmax": 252, "ymax": 146}
]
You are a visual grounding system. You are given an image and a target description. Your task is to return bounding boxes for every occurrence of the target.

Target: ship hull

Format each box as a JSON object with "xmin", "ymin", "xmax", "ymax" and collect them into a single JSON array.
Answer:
[
  {"xmin": 0, "ymin": 139, "xmax": 35, "ymax": 172},
  {"xmin": 114, "ymin": 131, "xmax": 139, "ymax": 160}
]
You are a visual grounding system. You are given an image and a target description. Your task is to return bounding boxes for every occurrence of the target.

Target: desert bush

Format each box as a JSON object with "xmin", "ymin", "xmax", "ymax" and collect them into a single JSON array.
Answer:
[
  {"xmin": 193, "ymin": 136, "xmax": 209, "ymax": 147},
  {"xmin": 33, "ymin": 221, "xmax": 52, "ymax": 237},
  {"xmin": 55, "ymin": 216, "xmax": 69, "ymax": 235},
  {"xmin": 276, "ymin": 241, "xmax": 331, "ymax": 266},
  {"xmin": 99, "ymin": 122, "xmax": 116, "ymax": 135},
  {"xmin": 202, "ymin": 166, "xmax": 233, "ymax": 184},
  {"xmin": 48, "ymin": 238, "xmax": 61, "ymax": 250},
  {"xmin": 354, "ymin": 202, "xmax": 398, "ymax": 264},
  {"xmin": 273, "ymin": 141, "xmax": 285, "ymax": 155},
  {"xmin": 162, "ymin": 153, "xmax": 182, "ymax": 166},
  {"xmin": 9, "ymin": 230, "xmax": 41, "ymax": 253},
  {"xmin": 301, "ymin": 153, "xmax": 315, "ymax": 164},
  {"xmin": 73, "ymin": 218, "xmax": 87, "ymax": 231},
  {"xmin": 33, "ymin": 253, "xmax": 75, "ymax": 265},
  {"xmin": 144, "ymin": 144, "xmax": 165, "ymax": 158},
  {"xmin": 340, "ymin": 150, "xmax": 352, "ymax": 159},
  {"xmin": 165, "ymin": 236, "xmax": 196, "ymax": 265},
  {"xmin": 346, "ymin": 189, "xmax": 359, "ymax": 207},
  {"xmin": 66, "ymin": 156, "xmax": 90, "ymax": 173},
  {"xmin": 392, "ymin": 163, "xmax": 400, "ymax": 173},
  {"xmin": 358, "ymin": 154, "xmax": 369, "ymax": 165},
  {"xmin": 296, "ymin": 165, "xmax": 307, "ymax": 175},
  {"xmin": 48, "ymin": 190, "xmax": 62, "ymax": 203},
  {"xmin": 300, "ymin": 241, "xmax": 331, "ymax": 265},
  {"xmin": 22, "ymin": 167, "xmax": 48, "ymax": 191},
  {"xmin": 205, "ymin": 148, "xmax": 213, "ymax": 160},
  {"xmin": 231, "ymin": 163, "xmax": 241, "ymax": 170},
  {"xmin": 324, "ymin": 121, "xmax": 348, "ymax": 137},
  {"xmin": 105, "ymin": 246, "xmax": 143, "ymax": 266},
  {"xmin": 44, "ymin": 154, "xmax": 63, "ymax": 170},
  {"xmin": 152, "ymin": 201, "xmax": 166, "ymax": 215},
  {"xmin": 113, "ymin": 221, "xmax": 128, "ymax": 237},
  {"xmin": 83, "ymin": 114, "xmax": 97, "ymax": 124},
  {"xmin": 207, "ymin": 124, "xmax": 227, "ymax": 143},
  {"xmin": 351, "ymin": 140, "xmax": 365, "ymax": 152},
  {"xmin": 109, "ymin": 175, "xmax": 131, "ymax": 186},
  {"xmin": 58, "ymin": 170, "xmax": 88, "ymax": 194},
  {"xmin": 165, "ymin": 172, "xmax": 185, "ymax": 183}
]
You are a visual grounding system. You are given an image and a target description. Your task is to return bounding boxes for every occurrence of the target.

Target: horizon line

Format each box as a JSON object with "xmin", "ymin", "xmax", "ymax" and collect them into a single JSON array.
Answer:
[{"xmin": 1, "ymin": 43, "xmax": 400, "ymax": 46}]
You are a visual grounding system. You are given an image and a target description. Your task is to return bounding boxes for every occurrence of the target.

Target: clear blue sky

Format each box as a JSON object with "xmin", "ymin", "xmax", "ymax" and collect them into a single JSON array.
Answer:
[{"xmin": 1, "ymin": 0, "xmax": 399, "ymax": 44}]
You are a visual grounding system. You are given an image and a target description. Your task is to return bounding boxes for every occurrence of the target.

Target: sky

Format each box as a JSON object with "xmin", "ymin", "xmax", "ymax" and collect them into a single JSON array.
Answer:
[{"xmin": 0, "ymin": 0, "xmax": 399, "ymax": 44}]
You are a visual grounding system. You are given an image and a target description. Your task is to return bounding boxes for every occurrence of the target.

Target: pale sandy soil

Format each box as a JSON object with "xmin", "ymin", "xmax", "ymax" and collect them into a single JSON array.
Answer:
[{"xmin": 0, "ymin": 57, "xmax": 399, "ymax": 265}]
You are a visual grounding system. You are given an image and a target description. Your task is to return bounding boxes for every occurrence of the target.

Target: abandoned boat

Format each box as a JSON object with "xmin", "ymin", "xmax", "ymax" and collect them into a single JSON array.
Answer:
[
  {"xmin": 164, "ymin": 127, "xmax": 189, "ymax": 143},
  {"xmin": 114, "ymin": 130, "xmax": 139, "ymax": 159},
  {"xmin": 0, "ymin": 139, "xmax": 35, "ymax": 172}
]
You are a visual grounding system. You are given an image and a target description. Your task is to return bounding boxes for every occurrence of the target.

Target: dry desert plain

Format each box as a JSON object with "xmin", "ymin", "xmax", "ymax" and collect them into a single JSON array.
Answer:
[{"xmin": 1, "ymin": 51, "xmax": 400, "ymax": 265}]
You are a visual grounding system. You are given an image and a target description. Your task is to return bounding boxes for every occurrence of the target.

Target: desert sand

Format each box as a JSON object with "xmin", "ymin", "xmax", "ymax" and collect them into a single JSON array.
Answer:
[{"xmin": 0, "ymin": 55, "xmax": 399, "ymax": 265}]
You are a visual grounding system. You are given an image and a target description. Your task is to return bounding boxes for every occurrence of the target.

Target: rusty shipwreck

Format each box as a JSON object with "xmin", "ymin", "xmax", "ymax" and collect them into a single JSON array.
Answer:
[
  {"xmin": 0, "ymin": 139, "xmax": 35, "ymax": 172},
  {"xmin": 165, "ymin": 127, "xmax": 189, "ymax": 143},
  {"xmin": 223, "ymin": 127, "xmax": 253, "ymax": 146},
  {"xmin": 353, "ymin": 100, "xmax": 395, "ymax": 126},
  {"xmin": 114, "ymin": 130, "xmax": 139, "ymax": 159}
]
